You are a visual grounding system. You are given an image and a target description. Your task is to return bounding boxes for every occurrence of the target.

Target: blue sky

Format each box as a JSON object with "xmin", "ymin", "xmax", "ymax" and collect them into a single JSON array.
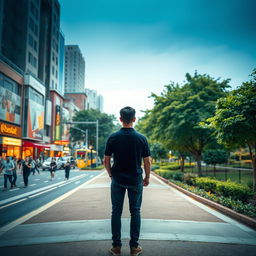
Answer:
[{"xmin": 60, "ymin": 0, "xmax": 256, "ymax": 117}]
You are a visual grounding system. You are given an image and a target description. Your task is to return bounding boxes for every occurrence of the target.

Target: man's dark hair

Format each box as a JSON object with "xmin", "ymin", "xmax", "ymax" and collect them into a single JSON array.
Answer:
[{"xmin": 120, "ymin": 106, "xmax": 136, "ymax": 124}]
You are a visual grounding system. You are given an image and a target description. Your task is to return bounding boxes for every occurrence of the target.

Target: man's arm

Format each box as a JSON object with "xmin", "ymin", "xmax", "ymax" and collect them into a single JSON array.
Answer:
[
  {"xmin": 143, "ymin": 156, "xmax": 151, "ymax": 186},
  {"xmin": 103, "ymin": 155, "xmax": 112, "ymax": 178}
]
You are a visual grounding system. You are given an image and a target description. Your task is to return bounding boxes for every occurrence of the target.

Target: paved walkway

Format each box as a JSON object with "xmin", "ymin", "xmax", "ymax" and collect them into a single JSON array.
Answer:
[{"xmin": 0, "ymin": 171, "xmax": 256, "ymax": 255}]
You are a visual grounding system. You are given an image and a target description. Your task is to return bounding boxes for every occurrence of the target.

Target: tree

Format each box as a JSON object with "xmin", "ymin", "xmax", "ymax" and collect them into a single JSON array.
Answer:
[
  {"xmin": 203, "ymin": 149, "xmax": 229, "ymax": 176},
  {"xmin": 150, "ymin": 142, "xmax": 168, "ymax": 162},
  {"xmin": 69, "ymin": 109, "xmax": 116, "ymax": 158},
  {"xmin": 145, "ymin": 72, "xmax": 230, "ymax": 176},
  {"xmin": 208, "ymin": 69, "xmax": 256, "ymax": 190}
]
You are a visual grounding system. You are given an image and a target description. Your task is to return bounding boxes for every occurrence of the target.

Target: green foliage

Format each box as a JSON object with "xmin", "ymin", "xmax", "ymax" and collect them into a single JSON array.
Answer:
[
  {"xmin": 207, "ymin": 68, "xmax": 256, "ymax": 190},
  {"xmin": 216, "ymin": 180, "xmax": 253, "ymax": 202},
  {"xmin": 150, "ymin": 142, "xmax": 168, "ymax": 161},
  {"xmin": 137, "ymin": 72, "xmax": 230, "ymax": 176},
  {"xmin": 203, "ymin": 149, "xmax": 229, "ymax": 165},
  {"xmin": 70, "ymin": 109, "xmax": 116, "ymax": 158},
  {"xmin": 183, "ymin": 172, "xmax": 198, "ymax": 185},
  {"xmin": 155, "ymin": 169, "xmax": 184, "ymax": 181},
  {"xmin": 160, "ymin": 162, "xmax": 195, "ymax": 170},
  {"xmin": 170, "ymin": 180, "xmax": 256, "ymax": 218},
  {"xmin": 194, "ymin": 177, "xmax": 253, "ymax": 202},
  {"xmin": 194, "ymin": 177, "xmax": 219, "ymax": 193}
]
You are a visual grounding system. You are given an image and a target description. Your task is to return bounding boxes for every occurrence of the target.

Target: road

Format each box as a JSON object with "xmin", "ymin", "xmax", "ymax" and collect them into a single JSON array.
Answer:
[{"xmin": 0, "ymin": 169, "xmax": 101, "ymax": 228}]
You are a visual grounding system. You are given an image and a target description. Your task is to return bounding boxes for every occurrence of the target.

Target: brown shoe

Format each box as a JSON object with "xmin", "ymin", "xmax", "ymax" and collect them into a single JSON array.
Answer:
[
  {"xmin": 109, "ymin": 246, "xmax": 121, "ymax": 256},
  {"xmin": 130, "ymin": 246, "xmax": 143, "ymax": 256}
]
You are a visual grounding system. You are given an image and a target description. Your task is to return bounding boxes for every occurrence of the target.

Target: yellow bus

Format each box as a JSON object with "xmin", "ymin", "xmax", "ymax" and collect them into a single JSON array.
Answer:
[{"xmin": 75, "ymin": 148, "xmax": 97, "ymax": 169}]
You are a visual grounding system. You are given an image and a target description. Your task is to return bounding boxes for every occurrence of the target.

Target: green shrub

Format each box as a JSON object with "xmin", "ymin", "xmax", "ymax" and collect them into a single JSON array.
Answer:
[
  {"xmin": 183, "ymin": 173, "xmax": 197, "ymax": 185},
  {"xmin": 216, "ymin": 180, "xmax": 253, "ymax": 202},
  {"xmin": 194, "ymin": 177, "xmax": 219, "ymax": 193},
  {"xmin": 155, "ymin": 169, "xmax": 184, "ymax": 181}
]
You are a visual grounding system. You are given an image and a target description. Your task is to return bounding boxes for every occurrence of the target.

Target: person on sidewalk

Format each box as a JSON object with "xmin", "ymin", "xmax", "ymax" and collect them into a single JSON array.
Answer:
[
  {"xmin": 49, "ymin": 157, "xmax": 57, "ymax": 180},
  {"xmin": 1, "ymin": 156, "xmax": 15, "ymax": 191},
  {"xmin": 64, "ymin": 159, "xmax": 71, "ymax": 180},
  {"xmin": 104, "ymin": 106, "xmax": 151, "ymax": 256},
  {"xmin": 12, "ymin": 156, "xmax": 18, "ymax": 187},
  {"xmin": 22, "ymin": 156, "xmax": 32, "ymax": 188}
]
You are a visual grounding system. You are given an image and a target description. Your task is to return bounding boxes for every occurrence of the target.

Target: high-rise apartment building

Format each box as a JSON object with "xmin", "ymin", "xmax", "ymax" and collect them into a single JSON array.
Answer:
[
  {"xmin": 64, "ymin": 45, "xmax": 85, "ymax": 93},
  {"xmin": 0, "ymin": 0, "xmax": 65, "ymax": 158}
]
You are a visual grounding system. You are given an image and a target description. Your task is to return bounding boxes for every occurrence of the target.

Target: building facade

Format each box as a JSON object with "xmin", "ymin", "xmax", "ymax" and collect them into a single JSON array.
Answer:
[
  {"xmin": 0, "ymin": 0, "xmax": 66, "ymax": 159},
  {"xmin": 64, "ymin": 45, "xmax": 85, "ymax": 93}
]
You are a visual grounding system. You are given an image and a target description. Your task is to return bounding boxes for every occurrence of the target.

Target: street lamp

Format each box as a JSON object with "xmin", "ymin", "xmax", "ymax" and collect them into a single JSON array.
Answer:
[{"xmin": 89, "ymin": 145, "xmax": 93, "ymax": 168}]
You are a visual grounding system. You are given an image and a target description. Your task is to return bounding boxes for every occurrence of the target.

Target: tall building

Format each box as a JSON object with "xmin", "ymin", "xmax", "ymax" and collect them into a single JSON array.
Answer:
[
  {"xmin": 0, "ymin": 0, "xmax": 64, "ymax": 159},
  {"xmin": 97, "ymin": 94, "xmax": 104, "ymax": 112},
  {"xmin": 64, "ymin": 45, "xmax": 85, "ymax": 93},
  {"xmin": 85, "ymin": 88, "xmax": 104, "ymax": 112}
]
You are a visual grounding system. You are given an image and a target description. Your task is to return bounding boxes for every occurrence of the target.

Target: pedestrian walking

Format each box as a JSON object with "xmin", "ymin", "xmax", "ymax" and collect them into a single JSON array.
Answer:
[
  {"xmin": 35, "ymin": 158, "xmax": 41, "ymax": 174},
  {"xmin": 12, "ymin": 156, "xmax": 18, "ymax": 187},
  {"xmin": 70, "ymin": 157, "xmax": 76, "ymax": 169},
  {"xmin": 104, "ymin": 106, "xmax": 151, "ymax": 256},
  {"xmin": 49, "ymin": 157, "xmax": 57, "ymax": 180},
  {"xmin": 1, "ymin": 156, "xmax": 15, "ymax": 191},
  {"xmin": 22, "ymin": 156, "xmax": 32, "ymax": 188},
  {"xmin": 64, "ymin": 159, "xmax": 71, "ymax": 180},
  {"xmin": 30, "ymin": 156, "xmax": 36, "ymax": 175}
]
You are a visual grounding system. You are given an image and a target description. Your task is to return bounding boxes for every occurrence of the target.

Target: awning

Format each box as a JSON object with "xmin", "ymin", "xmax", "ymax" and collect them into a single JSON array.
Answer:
[{"xmin": 22, "ymin": 141, "xmax": 50, "ymax": 149}]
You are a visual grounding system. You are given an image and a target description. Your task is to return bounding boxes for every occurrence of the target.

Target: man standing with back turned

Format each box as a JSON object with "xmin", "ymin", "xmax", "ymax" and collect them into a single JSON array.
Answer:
[{"xmin": 104, "ymin": 106, "xmax": 151, "ymax": 256}]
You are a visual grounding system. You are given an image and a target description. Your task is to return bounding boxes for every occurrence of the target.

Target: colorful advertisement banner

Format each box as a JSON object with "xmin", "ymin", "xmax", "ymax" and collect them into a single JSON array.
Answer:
[
  {"xmin": 27, "ymin": 100, "xmax": 44, "ymax": 140},
  {"xmin": 54, "ymin": 105, "xmax": 61, "ymax": 141},
  {"xmin": 0, "ymin": 87, "xmax": 21, "ymax": 125}
]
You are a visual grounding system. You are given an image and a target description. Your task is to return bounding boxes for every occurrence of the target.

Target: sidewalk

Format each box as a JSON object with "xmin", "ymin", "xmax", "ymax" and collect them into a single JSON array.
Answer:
[{"xmin": 0, "ymin": 171, "xmax": 256, "ymax": 256}]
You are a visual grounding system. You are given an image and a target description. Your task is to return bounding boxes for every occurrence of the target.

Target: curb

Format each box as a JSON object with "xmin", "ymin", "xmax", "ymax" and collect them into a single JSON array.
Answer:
[{"xmin": 152, "ymin": 172, "xmax": 256, "ymax": 230}]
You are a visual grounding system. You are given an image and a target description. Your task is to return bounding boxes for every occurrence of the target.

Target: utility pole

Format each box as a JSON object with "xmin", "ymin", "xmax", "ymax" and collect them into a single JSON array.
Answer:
[{"xmin": 65, "ymin": 121, "xmax": 99, "ymax": 159}]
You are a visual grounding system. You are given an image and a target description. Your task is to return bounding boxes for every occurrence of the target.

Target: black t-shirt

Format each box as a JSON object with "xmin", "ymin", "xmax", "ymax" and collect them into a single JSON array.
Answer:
[{"xmin": 104, "ymin": 128, "xmax": 151, "ymax": 186}]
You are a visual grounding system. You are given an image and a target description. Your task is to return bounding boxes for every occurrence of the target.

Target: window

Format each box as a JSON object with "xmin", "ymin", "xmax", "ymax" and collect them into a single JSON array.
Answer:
[
  {"xmin": 56, "ymin": 70, "xmax": 58, "ymax": 78},
  {"xmin": 34, "ymin": 24, "xmax": 38, "ymax": 36},
  {"xmin": 52, "ymin": 66, "xmax": 55, "ymax": 75},
  {"xmin": 52, "ymin": 80, "xmax": 54, "ymax": 88},
  {"xmin": 52, "ymin": 52, "xmax": 55, "ymax": 62},
  {"xmin": 33, "ymin": 57, "xmax": 37, "ymax": 68},
  {"xmin": 30, "ymin": 87, "xmax": 44, "ymax": 105},
  {"xmin": 28, "ymin": 34, "xmax": 33, "ymax": 47},
  {"xmin": 28, "ymin": 52, "xmax": 33, "ymax": 64},
  {"xmin": 33, "ymin": 40, "xmax": 37, "ymax": 51}
]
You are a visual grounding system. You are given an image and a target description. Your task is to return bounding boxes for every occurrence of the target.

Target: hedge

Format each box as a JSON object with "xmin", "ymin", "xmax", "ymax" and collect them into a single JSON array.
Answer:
[
  {"xmin": 155, "ymin": 169, "xmax": 184, "ymax": 181},
  {"xmin": 193, "ymin": 177, "xmax": 253, "ymax": 202}
]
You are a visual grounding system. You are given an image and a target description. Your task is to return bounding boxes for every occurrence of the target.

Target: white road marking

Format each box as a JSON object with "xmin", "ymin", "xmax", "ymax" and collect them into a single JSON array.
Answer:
[
  {"xmin": 29, "ymin": 184, "xmax": 36, "ymax": 187},
  {"xmin": 28, "ymin": 187, "xmax": 57, "ymax": 198},
  {"xmin": 0, "ymin": 198, "xmax": 27, "ymax": 210},
  {"xmin": 0, "ymin": 172, "xmax": 105, "ymax": 235},
  {"xmin": 0, "ymin": 174, "xmax": 86, "ymax": 207},
  {"xmin": 35, "ymin": 179, "xmax": 40, "ymax": 181},
  {"xmin": 9, "ymin": 188, "xmax": 20, "ymax": 192},
  {"xmin": 75, "ymin": 181, "xmax": 80, "ymax": 184},
  {"xmin": 44, "ymin": 181, "xmax": 49, "ymax": 183}
]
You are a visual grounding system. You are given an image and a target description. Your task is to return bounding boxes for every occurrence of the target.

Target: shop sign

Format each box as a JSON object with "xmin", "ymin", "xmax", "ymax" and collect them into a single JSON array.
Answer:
[
  {"xmin": 2, "ymin": 137, "xmax": 22, "ymax": 146},
  {"xmin": 54, "ymin": 105, "xmax": 61, "ymax": 141},
  {"xmin": 50, "ymin": 144, "xmax": 63, "ymax": 151},
  {"xmin": 63, "ymin": 146, "xmax": 69, "ymax": 151},
  {"xmin": 0, "ymin": 122, "xmax": 21, "ymax": 137}
]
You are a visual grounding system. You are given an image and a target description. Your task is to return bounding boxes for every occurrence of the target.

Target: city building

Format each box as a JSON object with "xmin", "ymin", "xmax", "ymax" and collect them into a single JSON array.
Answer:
[
  {"xmin": 0, "ymin": 0, "xmax": 65, "ymax": 159},
  {"xmin": 64, "ymin": 45, "xmax": 85, "ymax": 93},
  {"xmin": 85, "ymin": 88, "xmax": 104, "ymax": 112}
]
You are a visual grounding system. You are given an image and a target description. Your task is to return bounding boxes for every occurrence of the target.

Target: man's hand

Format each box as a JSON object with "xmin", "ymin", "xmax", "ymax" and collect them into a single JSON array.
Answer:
[{"xmin": 143, "ymin": 177, "xmax": 149, "ymax": 186}]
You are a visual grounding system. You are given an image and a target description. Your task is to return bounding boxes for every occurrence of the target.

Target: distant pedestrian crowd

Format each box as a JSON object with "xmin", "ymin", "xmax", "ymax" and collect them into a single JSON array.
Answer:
[{"xmin": 0, "ymin": 156, "xmax": 73, "ymax": 191}]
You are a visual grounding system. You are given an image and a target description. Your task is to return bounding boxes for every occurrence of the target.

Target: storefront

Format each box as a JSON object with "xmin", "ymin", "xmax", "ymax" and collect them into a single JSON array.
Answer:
[
  {"xmin": 49, "ymin": 144, "xmax": 63, "ymax": 157},
  {"xmin": 0, "ymin": 122, "xmax": 22, "ymax": 158},
  {"xmin": 22, "ymin": 141, "xmax": 50, "ymax": 159}
]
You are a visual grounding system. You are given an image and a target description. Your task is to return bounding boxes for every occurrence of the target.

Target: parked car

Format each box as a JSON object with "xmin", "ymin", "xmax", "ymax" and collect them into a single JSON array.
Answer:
[{"xmin": 41, "ymin": 157, "xmax": 63, "ymax": 170}]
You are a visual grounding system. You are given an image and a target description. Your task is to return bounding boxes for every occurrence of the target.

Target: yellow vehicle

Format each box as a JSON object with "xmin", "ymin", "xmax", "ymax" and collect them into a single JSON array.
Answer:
[{"xmin": 75, "ymin": 148, "xmax": 97, "ymax": 169}]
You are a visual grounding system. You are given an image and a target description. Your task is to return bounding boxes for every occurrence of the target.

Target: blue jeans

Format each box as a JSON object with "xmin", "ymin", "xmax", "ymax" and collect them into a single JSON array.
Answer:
[{"xmin": 111, "ymin": 178, "xmax": 143, "ymax": 248}]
